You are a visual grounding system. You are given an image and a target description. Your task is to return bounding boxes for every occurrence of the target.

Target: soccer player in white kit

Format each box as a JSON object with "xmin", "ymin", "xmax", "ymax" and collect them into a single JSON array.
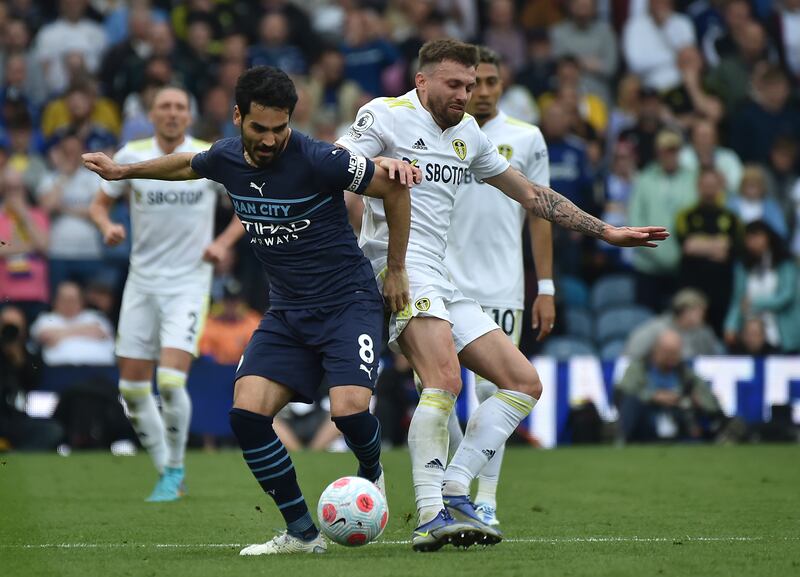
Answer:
[
  {"xmin": 89, "ymin": 87, "xmax": 244, "ymax": 502},
  {"xmin": 444, "ymin": 46, "xmax": 555, "ymax": 528},
  {"xmin": 336, "ymin": 39, "xmax": 668, "ymax": 552}
]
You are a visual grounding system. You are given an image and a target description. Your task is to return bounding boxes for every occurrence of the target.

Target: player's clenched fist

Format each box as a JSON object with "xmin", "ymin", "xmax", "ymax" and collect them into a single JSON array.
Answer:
[
  {"xmin": 82, "ymin": 152, "xmax": 125, "ymax": 181},
  {"xmin": 101, "ymin": 222, "xmax": 126, "ymax": 246}
]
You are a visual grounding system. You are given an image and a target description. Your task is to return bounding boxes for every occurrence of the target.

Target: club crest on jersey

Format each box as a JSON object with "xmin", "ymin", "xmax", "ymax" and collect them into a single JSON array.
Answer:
[
  {"xmin": 352, "ymin": 111, "xmax": 374, "ymax": 133},
  {"xmin": 414, "ymin": 298, "xmax": 431, "ymax": 312},
  {"xmin": 452, "ymin": 139, "xmax": 467, "ymax": 160},
  {"xmin": 497, "ymin": 144, "xmax": 513, "ymax": 160}
]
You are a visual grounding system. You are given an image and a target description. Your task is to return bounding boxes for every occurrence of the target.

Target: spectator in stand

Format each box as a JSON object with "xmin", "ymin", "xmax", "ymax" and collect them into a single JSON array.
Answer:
[
  {"xmin": 599, "ymin": 141, "xmax": 637, "ymax": 268},
  {"xmin": 4, "ymin": 109, "xmax": 48, "ymax": 193},
  {"xmin": 307, "ymin": 45, "xmax": 364, "ymax": 130},
  {"xmin": 0, "ymin": 19, "xmax": 43, "ymax": 106},
  {"xmin": 770, "ymin": 0, "xmax": 800, "ymax": 79},
  {"xmin": 629, "ymin": 130, "xmax": 698, "ymax": 311},
  {"xmin": 788, "ymin": 176, "xmax": 800, "ymax": 260},
  {"xmin": 248, "ymin": 12, "xmax": 306, "ymax": 76},
  {"xmin": 0, "ymin": 167, "xmax": 49, "ymax": 325},
  {"xmin": 40, "ymin": 80, "xmax": 119, "ymax": 154},
  {"xmin": 551, "ymin": 0, "xmax": 618, "ymax": 106},
  {"xmin": 730, "ymin": 65, "xmax": 800, "ymax": 166},
  {"xmin": 193, "ymin": 85, "xmax": 237, "ymax": 142},
  {"xmin": 767, "ymin": 136, "xmax": 798, "ymax": 207},
  {"xmin": 98, "ymin": 4, "xmax": 155, "ymax": 107},
  {"xmin": 31, "ymin": 0, "xmax": 108, "ymax": 97},
  {"xmin": 1, "ymin": 52, "xmax": 39, "ymax": 125},
  {"xmin": 0, "ymin": 305, "xmax": 63, "ymax": 451},
  {"xmin": 706, "ymin": 20, "xmax": 774, "ymax": 119},
  {"xmin": 662, "ymin": 46, "xmax": 724, "ymax": 130},
  {"xmin": 708, "ymin": 0, "xmax": 753, "ymax": 65},
  {"xmin": 624, "ymin": 288, "xmax": 724, "ymax": 361},
  {"xmin": 36, "ymin": 131, "xmax": 105, "ymax": 294},
  {"xmin": 676, "ymin": 167, "xmax": 741, "ymax": 334},
  {"xmin": 541, "ymin": 100, "xmax": 593, "ymax": 275},
  {"xmin": 199, "ymin": 280, "xmax": 262, "ymax": 366},
  {"xmin": 341, "ymin": 7, "xmax": 399, "ymax": 98},
  {"xmin": 30, "ymin": 280, "xmax": 115, "ymax": 366},
  {"xmin": 482, "ymin": 0, "xmax": 527, "ymax": 73},
  {"xmin": 272, "ymin": 395, "xmax": 342, "ymax": 452},
  {"xmin": 617, "ymin": 87, "xmax": 668, "ymax": 169},
  {"xmin": 539, "ymin": 56, "xmax": 608, "ymax": 136},
  {"xmin": 729, "ymin": 165, "xmax": 788, "ymax": 238},
  {"xmin": 102, "ymin": 0, "xmax": 169, "ymax": 47},
  {"xmin": 516, "ymin": 29, "xmax": 556, "ymax": 100},
  {"xmin": 622, "ymin": 0, "xmax": 696, "ymax": 93},
  {"xmin": 174, "ymin": 14, "xmax": 220, "ymax": 101},
  {"xmin": 679, "ymin": 119, "xmax": 743, "ymax": 196},
  {"xmin": 724, "ymin": 220, "xmax": 800, "ymax": 353},
  {"xmin": 727, "ymin": 316, "xmax": 779, "ymax": 356},
  {"xmin": 616, "ymin": 328, "xmax": 723, "ymax": 443},
  {"xmin": 606, "ymin": 74, "xmax": 641, "ymax": 155}
]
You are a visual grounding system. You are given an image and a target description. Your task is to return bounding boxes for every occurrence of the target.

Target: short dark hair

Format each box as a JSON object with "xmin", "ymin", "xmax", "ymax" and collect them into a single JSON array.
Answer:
[
  {"xmin": 477, "ymin": 45, "xmax": 501, "ymax": 68},
  {"xmin": 418, "ymin": 39, "xmax": 478, "ymax": 71},
  {"xmin": 743, "ymin": 220, "xmax": 790, "ymax": 268},
  {"xmin": 235, "ymin": 66, "xmax": 298, "ymax": 118}
]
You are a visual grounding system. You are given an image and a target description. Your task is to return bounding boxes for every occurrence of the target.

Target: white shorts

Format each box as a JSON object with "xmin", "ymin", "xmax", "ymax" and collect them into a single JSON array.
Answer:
[
  {"xmin": 376, "ymin": 260, "xmax": 499, "ymax": 353},
  {"xmin": 481, "ymin": 307, "xmax": 523, "ymax": 348},
  {"xmin": 116, "ymin": 282, "xmax": 209, "ymax": 360}
]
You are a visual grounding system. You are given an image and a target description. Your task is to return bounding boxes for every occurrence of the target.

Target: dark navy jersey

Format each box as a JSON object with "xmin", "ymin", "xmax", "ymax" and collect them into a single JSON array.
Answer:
[{"xmin": 191, "ymin": 131, "xmax": 380, "ymax": 310}]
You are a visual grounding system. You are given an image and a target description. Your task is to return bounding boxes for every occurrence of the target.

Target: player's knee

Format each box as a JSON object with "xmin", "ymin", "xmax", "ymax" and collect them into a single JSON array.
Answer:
[
  {"xmin": 329, "ymin": 396, "xmax": 370, "ymax": 419},
  {"xmin": 501, "ymin": 366, "xmax": 543, "ymax": 400},
  {"xmin": 424, "ymin": 363, "xmax": 462, "ymax": 395}
]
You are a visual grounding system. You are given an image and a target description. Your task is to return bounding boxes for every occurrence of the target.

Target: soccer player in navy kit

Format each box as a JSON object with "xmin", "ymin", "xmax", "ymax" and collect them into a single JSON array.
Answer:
[{"xmin": 83, "ymin": 67, "xmax": 417, "ymax": 555}]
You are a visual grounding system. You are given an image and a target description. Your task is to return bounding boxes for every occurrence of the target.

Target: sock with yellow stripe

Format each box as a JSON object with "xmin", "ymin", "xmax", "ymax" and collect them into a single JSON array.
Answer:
[
  {"xmin": 409, "ymin": 388, "xmax": 456, "ymax": 525},
  {"xmin": 442, "ymin": 389, "xmax": 536, "ymax": 496},
  {"xmin": 119, "ymin": 379, "xmax": 167, "ymax": 474},
  {"xmin": 156, "ymin": 368, "xmax": 191, "ymax": 469}
]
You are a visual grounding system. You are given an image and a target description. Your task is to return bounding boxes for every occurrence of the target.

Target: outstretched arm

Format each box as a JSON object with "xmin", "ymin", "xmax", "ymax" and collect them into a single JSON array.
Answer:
[
  {"xmin": 203, "ymin": 214, "xmax": 245, "ymax": 264},
  {"xmin": 485, "ymin": 167, "xmax": 669, "ymax": 247},
  {"xmin": 82, "ymin": 152, "xmax": 200, "ymax": 181}
]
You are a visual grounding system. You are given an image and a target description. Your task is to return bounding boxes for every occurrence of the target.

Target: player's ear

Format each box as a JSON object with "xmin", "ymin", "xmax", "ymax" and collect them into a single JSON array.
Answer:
[
  {"xmin": 233, "ymin": 105, "xmax": 242, "ymax": 128},
  {"xmin": 415, "ymin": 71, "xmax": 426, "ymax": 90}
]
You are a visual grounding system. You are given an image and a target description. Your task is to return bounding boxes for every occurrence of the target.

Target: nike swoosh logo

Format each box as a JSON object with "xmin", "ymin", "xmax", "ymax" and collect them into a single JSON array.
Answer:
[
  {"xmin": 414, "ymin": 531, "xmax": 430, "ymax": 537},
  {"xmin": 331, "ymin": 518, "xmax": 347, "ymax": 527}
]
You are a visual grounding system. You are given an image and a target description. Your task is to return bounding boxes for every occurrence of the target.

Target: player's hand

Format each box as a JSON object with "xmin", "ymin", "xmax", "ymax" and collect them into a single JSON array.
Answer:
[
  {"xmin": 383, "ymin": 267, "xmax": 410, "ymax": 313},
  {"xmin": 532, "ymin": 295, "xmax": 555, "ymax": 342},
  {"xmin": 378, "ymin": 158, "xmax": 422, "ymax": 187},
  {"xmin": 202, "ymin": 240, "xmax": 230, "ymax": 265},
  {"xmin": 82, "ymin": 152, "xmax": 126, "ymax": 180},
  {"xmin": 602, "ymin": 226, "xmax": 669, "ymax": 248},
  {"xmin": 101, "ymin": 222, "xmax": 126, "ymax": 246}
]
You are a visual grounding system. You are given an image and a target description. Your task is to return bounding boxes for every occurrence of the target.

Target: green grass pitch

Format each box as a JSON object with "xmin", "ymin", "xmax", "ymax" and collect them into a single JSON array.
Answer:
[{"xmin": 1, "ymin": 445, "xmax": 799, "ymax": 577}]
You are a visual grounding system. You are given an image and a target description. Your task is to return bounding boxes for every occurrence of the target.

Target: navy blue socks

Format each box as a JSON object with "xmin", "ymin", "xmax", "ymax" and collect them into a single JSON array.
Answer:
[
  {"xmin": 229, "ymin": 408, "xmax": 317, "ymax": 540},
  {"xmin": 332, "ymin": 410, "xmax": 383, "ymax": 482}
]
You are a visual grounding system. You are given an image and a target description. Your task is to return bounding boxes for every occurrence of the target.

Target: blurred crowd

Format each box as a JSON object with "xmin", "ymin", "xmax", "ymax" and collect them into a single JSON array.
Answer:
[{"xmin": 2, "ymin": 0, "xmax": 800, "ymax": 448}]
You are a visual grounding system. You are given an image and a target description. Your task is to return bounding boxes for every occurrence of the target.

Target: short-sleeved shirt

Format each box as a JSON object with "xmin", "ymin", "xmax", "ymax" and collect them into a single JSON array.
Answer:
[
  {"xmin": 191, "ymin": 132, "xmax": 378, "ymax": 310},
  {"xmin": 445, "ymin": 111, "xmax": 550, "ymax": 310},
  {"xmin": 335, "ymin": 89, "xmax": 510, "ymax": 270},
  {"xmin": 102, "ymin": 137, "xmax": 219, "ymax": 294}
]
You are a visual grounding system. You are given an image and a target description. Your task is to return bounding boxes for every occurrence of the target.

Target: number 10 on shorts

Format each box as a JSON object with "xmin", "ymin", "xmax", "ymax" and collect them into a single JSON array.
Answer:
[{"xmin": 358, "ymin": 334, "xmax": 375, "ymax": 378}]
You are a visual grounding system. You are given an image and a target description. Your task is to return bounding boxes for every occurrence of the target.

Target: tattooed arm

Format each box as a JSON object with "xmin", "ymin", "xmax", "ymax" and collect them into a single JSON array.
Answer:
[{"xmin": 484, "ymin": 167, "xmax": 669, "ymax": 248}]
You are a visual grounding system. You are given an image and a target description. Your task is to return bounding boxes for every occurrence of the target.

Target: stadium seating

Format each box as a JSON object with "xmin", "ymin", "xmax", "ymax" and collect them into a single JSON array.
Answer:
[
  {"xmin": 541, "ymin": 336, "xmax": 597, "ymax": 359},
  {"xmin": 590, "ymin": 274, "xmax": 636, "ymax": 312},
  {"xmin": 563, "ymin": 308, "xmax": 594, "ymax": 341},
  {"xmin": 595, "ymin": 305, "xmax": 654, "ymax": 345}
]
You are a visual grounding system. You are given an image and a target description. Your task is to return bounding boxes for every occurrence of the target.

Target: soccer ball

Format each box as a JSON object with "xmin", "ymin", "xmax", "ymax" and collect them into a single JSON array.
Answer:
[{"xmin": 317, "ymin": 476, "xmax": 388, "ymax": 546}]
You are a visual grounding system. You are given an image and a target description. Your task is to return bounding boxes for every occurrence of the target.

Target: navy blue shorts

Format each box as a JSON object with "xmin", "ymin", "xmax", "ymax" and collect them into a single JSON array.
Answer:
[{"xmin": 236, "ymin": 299, "xmax": 384, "ymax": 403}]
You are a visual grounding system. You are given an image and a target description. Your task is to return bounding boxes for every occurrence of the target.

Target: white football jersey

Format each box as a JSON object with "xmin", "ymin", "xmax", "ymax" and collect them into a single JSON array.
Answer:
[
  {"xmin": 102, "ymin": 137, "xmax": 220, "ymax": 294},
  {"xmin": 335, "ymin": 89, "xmax": 509, "ymax": 269},
  {"xmin": 445, "ymin": 111, "xmax": 550, "ymax": 309}
]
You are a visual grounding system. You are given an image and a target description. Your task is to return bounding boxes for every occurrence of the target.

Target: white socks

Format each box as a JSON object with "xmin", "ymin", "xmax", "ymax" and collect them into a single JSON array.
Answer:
[
  {"xmin": 443, "ymin": 389, "xmax": 536, "ymax": 496},
  {"xmin": 446, "ymin": 409, "xmax": 464, "ymax": 460},
  {"xmin": 474, "ymin": 380, "xmax": 504, "ymax": 508},
  {"xmin": 156, "ymin": 368, "xmax": 191, "ymax": 469},
  {"xmin": 119, "ymin": 379, "xmax": 167, "ymax": 474},
  {"xmin": 409, "ymin": 388, "xmax": 456, "ymax": 525}
]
